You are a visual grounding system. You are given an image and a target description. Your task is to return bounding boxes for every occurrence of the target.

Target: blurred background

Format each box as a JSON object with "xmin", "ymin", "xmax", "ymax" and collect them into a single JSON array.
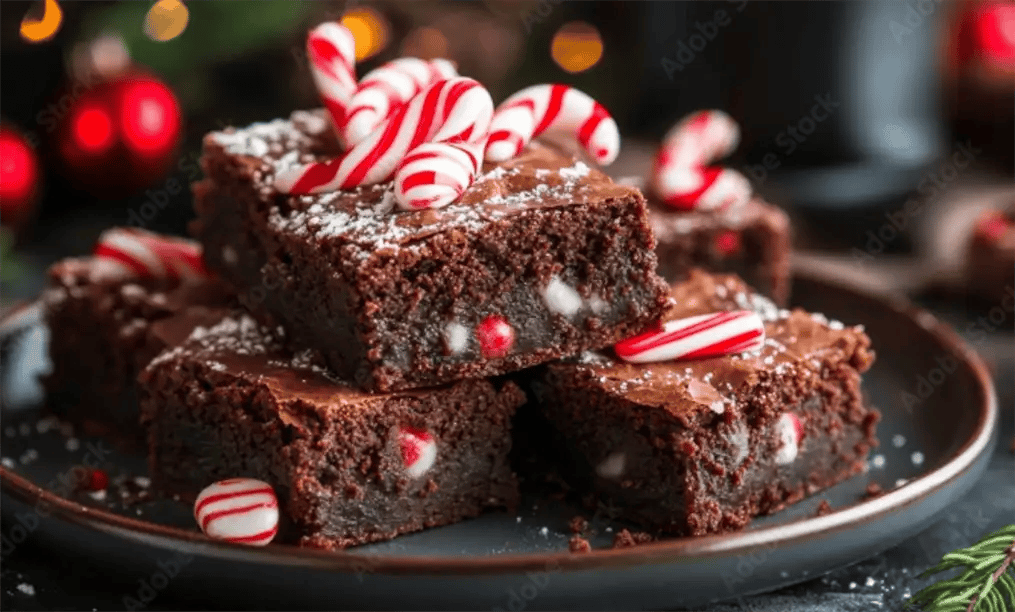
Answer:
[{"xmin": 1, "ymin": 0, "xmax": 1013, "ymax": 304}]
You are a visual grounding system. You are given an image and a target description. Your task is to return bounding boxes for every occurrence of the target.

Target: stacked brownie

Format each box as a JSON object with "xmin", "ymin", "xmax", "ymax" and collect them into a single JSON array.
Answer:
[
  {"xmin": 129, "ymin": 108, "xmax": 675, "ymax": 549},
  {"xmin": 39, "ymin": 106, "xmax": 879, "ymax": 549}
]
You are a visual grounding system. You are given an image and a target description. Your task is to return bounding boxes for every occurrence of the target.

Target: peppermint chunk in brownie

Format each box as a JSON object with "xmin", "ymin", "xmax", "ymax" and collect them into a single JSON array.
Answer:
[
  {"xmin": 192, "ymin": 110, "xmax": 670, "ymax": 391},
  {"xmin": 139, "ymin": 311, "xmax": 524, "ymax": 549},
  {"xmin": 532, "ymin": 269, "xmax": 879, "ymax": 536},
  {"xmin": 41, "ymin": 230, "xmax": 228, "ymax": 446}
]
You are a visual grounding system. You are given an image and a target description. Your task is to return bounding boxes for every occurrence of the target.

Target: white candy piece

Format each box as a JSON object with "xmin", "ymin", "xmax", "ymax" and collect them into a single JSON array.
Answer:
[
  {"xmin": 775, "ymin": 413, "xmax": 802, "ymax": 465},
  {"xmin": 596, "ymin": 451, "xmax": 626, "ymax": 480},
  {"xmin": 541, "ymin": 276, "xmax": 582, "ymax": 317},
  {"xmin": 193, "ymin": 478, "xmax": 279, "ymax": 546}
]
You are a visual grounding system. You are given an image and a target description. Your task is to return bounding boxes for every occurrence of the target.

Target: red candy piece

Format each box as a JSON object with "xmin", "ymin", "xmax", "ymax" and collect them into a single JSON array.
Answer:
[
  {"xmin": 88, "ymin": 468, "xmax": 109, "ymax": 491},
  {"xmin": 398, "ymin": 427, "xmax": 437, "ymax": 479},
  {"xmin": 715, "ymin": 230, "xmax": 742, "ymax": 255},
  {"xmin": 977, "ymin": 213, "xmax": 1010, "ymax": 242},
  {"xmin": 476, "ymin": 315, "xmax": 515, "ymax": 358}
]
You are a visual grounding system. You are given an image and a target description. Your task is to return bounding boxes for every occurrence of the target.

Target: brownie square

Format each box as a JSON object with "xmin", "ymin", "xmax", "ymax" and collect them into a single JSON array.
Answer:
[
  {"xmin": 41, "ymin": 234, "xmax": 229, "ymax": 446},
  {"xmin": 192, "ymin": 110, "xmax": 670, "ymax": 392},
  {"xmin": 531, "ymin": 269, "xmax": 879, "ymax": 536},
  {"xmin": 616, "ymin": 176, "xmax": 792, "ymax": 305},
  {"xmin": 139, "ymin": 310, "xmax": 525, "ymax": 549}
]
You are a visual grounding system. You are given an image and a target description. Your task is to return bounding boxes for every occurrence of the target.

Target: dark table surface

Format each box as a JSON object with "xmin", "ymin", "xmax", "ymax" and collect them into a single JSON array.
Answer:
[{"xmin": 1, "ymin": 212, "xmax": 1013, "ymax": 612}]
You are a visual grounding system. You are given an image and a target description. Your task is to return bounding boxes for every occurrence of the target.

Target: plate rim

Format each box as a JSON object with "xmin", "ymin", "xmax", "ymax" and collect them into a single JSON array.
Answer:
[{"xmin": 0, "ymin": 268, "xmax": 999, "ymax": 576}]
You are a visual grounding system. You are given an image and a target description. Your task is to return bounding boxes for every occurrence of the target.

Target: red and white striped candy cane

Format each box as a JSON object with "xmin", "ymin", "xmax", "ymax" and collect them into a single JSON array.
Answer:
[
  {"xmin": 657, "ymin": 110, "xmax": 740, "ymax": 168},
  {"xmin": 652, "ymin": 109, "xmax": 751, "ymax": 212},
  {"xmin": 653, "ymin": 165, "xmax": 752, "ymax": 212},
  {"xmin": 614, "ymin": 310, "xmax": 765, "ymax": 363},
  {"xmin": 343, "ymin": 58, "xmax": 458, "ymax": 147},
  {"xmin": 484, "ymin": 84, "xmax": 620, "ymax": 165},
  {"xmin": 307, "ymin": 22, "xmax": 357, "ymax": 137},
  {"xmin": 393, "ymin": 138, "xmax": 484, "ymax": 210},
  {"xmin": 93, "ymin": 228, "xmax": 208, "ymax": 282},
  {"xmin": 275, "ymin": 77, "xmax": 493, "ymax": 195}
]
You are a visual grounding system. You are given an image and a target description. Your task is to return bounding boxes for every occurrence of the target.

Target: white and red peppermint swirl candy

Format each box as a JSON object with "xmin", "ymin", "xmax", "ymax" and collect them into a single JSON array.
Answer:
[
  {"xmin": 275, "ymin": 77, "xmax": 493, "ymax": 195},
  {"xmin": 393, "ymin": 138, "xmax": 484, "ymax": 210},
  {"xmin": 93, "ymin": 228, "xmax": 208, "ymax": 282},
  {"xmin": 344, "ymin": 58, "xmax": 458, "ymax": 147},
  {"xmin": 307, "ymin": 22, "xmax": 357, "ymax": 137},
  {"xmin": 399, "ymin": 427, "xmax": 437, "ymax": 478},
  {"xmin": 775, "ymin": 413, "xmax": 804, "ymax": 465},
  {"xmin": 484, "ymin": 84, "xmax": 620, "ymax": 165},
  {"xmin": 652, "ymin": 109, "xmax": 751, "ymax": 212},
  {"xmin": 194, "ymin": 478, "xmax": 279, "ymax": 546},
  {"xmin": 614, "ymin": 310, "xmax": 765, "ymax": 363}
]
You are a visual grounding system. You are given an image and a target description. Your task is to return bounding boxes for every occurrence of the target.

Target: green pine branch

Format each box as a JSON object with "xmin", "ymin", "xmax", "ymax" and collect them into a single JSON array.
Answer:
[{"xmin": 909, "ymin": 524, "xmax": 1015, "ymax": 612}]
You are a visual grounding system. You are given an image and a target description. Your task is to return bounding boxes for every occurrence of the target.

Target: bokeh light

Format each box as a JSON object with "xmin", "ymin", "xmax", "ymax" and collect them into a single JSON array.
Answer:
[
  {"xmin": 73, "ymin": 106, "xmax": 114, "ymax": 153},
  {"xmin": 0, "ymin": 128, "xmax": 39, "ymax": 207},
  {"xmin": 551, "ymin": 21, "xmax": 603, "ymax": 73},
  {"xmin": 20, "ymin": 0, "xmax": 62, "ymax": 43},
  {"xmin": 144, "ymin": 0, "xmax": 190, "ymax": 42},
  {"xmin": 121, "ymin": 79, "xmax": 181, "ymax": 154},
  {"xmin": 341, "ymin": 7, "xmax": 390, "ymax": 61},
  {"xmin": 974, "ymin": 4, "xmax": 1015, "ymax": 65}
]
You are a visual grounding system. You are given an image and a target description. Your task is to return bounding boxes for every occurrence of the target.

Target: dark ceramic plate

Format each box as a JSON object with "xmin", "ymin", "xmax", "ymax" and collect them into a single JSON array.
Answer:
[{"xmin": 0, "ymin": 270, "xmax": 997, "ymax": 611}]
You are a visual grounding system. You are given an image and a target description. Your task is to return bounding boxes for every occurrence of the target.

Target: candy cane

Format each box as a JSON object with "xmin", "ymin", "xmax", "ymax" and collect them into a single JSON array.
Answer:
[
  {"xmin": 343, "ymin": 58, "xmax": 458, "ymax": 147},
  {"xmin": 393, "ymin": 138, "xmax": 484, "ymax": 210},
  {"xmin": 194, "ymin": 478, "xmax": 279, "ymax": 546},
  {"xmin": 614, "ymin": 310, "xmax": 765, "ymax": 363},
  {"xmin": 484, "ymin": 84, "xmax": 619, "ymax": 165},
  {"xmin": 307, "ymin": 22, "xmax": 357, "ymax": 137},
  {"xmin": 652, "ymin": 109, "xmax": 751, "ymax": 212},
  {"xmin": 653, "ymin": 165, "xmax": 752, "ymax": 212},
  {"xmin": 275, "ymin": 77, "xmax": 493, "ymax": 194},
  {"xmin": 92, "ymin": 228, "xmax": 207, "ymax": 282}
]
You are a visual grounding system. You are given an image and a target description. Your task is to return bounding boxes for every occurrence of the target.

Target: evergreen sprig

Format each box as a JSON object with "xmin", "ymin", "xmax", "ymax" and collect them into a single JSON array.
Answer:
[{"xmin": 909, "ymin": 524, "xmax": 1015, "ymax": 612}]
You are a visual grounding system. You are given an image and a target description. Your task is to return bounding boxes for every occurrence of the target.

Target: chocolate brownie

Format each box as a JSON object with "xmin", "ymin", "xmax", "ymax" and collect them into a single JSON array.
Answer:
[
  {"xmin": 619, "ymin": 177, "xmax": 792, "ymax": 305},
  {"xmin": 192, "ymin": 110, "xmax": 670, "ymax": 392},
  {"xmin": 139, "ymin": 310, "xmax": 525, "ymax": 549},
  {"xmin": 966, "ymin": 202, "xmax": 1014, "ymax": 305},
  {"xmin": 41, "ymin": 237, "xmax": 229, "ymax": 446},
  {"xmin": 532, "ymin": 269, "xmax": 879, "ymax": 536}
]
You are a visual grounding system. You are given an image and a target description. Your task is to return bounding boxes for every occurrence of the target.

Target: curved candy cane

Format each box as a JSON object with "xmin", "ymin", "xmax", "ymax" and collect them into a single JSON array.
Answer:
[
  {"xmin": 484, "ymin": 84, "xmax": 619, "ymax": 165},
  {"xmin": 393, "ymin": 138, "xmax": 484, "ymax": 210},
  {"xmin": 614, "ymin": 310, "xmax": 765, "ymax": 363},
  {"xmin": 343, "ymin": 58, "xmax": 458, "ymax": 147},
  {"xmin": 275, "ymin": 77, "xmax": 493, "ymax": 194},
  {"xmin": 93, "ymin": 228, "xmax": 208, "ymax": 282},
  {"xmin": 652, "ymin": 109, "xmax": 751, "ymax": 212},
  {"xmin": 307, "ymin": 22, "xmax": 357, "ymax": 137}
]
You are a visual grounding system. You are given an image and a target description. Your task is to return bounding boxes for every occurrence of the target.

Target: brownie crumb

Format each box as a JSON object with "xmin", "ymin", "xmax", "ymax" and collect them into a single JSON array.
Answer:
[
  {"xmin": 864, "ymin": 483, "xmax": 884, "ymax": 500},
  {"xmin": 569, "ymin": 515, "xmax": 589, "ymax": 534},
  {"xmin": 815, "ymin": 499, "xmax": 833, "ymax": 516},
  {"xmin": 612, "ymin": 529, "xmax": 655, "ymax": 549},
  {"xmin": 569, "ymin": 535, "xmax": 592, "ymax": 554}
]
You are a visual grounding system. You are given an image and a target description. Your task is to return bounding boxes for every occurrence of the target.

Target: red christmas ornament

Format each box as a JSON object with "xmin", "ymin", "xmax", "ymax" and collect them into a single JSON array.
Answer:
[
  {"xmin": 56, "ymin": 71, "xmax": 181, "ymax": 197},
  {"xmin": 0, "ymin": 125, "xmax": 40, "ymax": 230}
]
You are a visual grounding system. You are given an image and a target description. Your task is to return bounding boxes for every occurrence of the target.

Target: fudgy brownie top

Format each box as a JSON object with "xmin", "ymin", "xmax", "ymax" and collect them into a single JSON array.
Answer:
[
  {"xmin": 558, "ymin": 270, "xmax": 874, "ymax": 423},
  {"xmin": 146, "ymin": 309, "xmax": 496, "ymax": 417},
  {"xmin": 616, "ymin": 176, "xmax": 789, "ymax": 242},
  {"xmin": 204, "ymin": 110, "xmax": 644, "ymax": 264}
]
